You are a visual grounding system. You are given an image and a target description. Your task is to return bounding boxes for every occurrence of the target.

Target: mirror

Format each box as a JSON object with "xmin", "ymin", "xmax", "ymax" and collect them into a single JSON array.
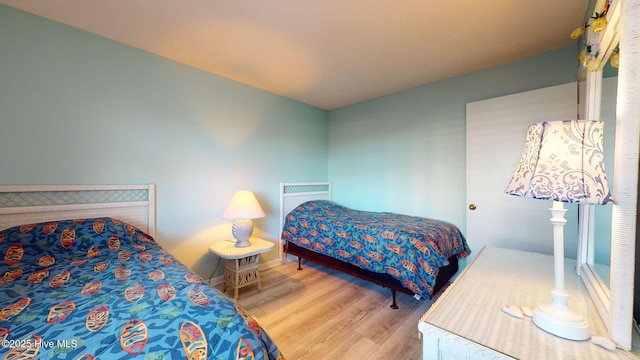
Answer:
[
  {"xmin": 591, "ymin": 73, "xmax": 617, "ymax": 288},
  {"xmin": 577, "ymin": 0, "xmax": 638, "ymax": 350},
  {"xmin": 578, "ymin": 75, "xmax": 616, "ymax": 288}
]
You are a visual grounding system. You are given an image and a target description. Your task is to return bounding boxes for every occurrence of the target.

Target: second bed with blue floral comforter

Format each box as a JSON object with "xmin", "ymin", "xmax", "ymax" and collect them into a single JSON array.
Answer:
[
  {"xmin": 281, "ymin": 200, "xmax": 470, "ymax": 298},
  {"xmin": 0, "ymin": 217, "xmax": 283, "ymax": 359}
]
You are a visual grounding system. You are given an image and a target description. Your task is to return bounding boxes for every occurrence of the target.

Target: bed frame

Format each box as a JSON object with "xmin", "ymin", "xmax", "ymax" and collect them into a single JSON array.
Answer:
[
  {"xmin": 0, "ymin": 184, "xmax": 156, "ymax": 236},
  {"xmin": 279, "ymin": 182, "xmax": 459, "ymax": 309}
]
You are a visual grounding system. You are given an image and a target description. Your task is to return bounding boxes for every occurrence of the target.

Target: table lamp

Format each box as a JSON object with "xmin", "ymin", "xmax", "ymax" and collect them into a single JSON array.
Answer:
[
  {"xmin": 223, "ymin": 190, "xmax": 266, "ymax": 248},
  {"xmin": 505, "ymin": 120, "xmax": 612, "ymax": 340}
]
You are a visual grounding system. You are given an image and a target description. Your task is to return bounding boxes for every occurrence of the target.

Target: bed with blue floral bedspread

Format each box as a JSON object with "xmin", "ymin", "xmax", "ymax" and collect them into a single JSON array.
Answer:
[
  {"xmin": 0, "ymin": 217, "xmax": 284, "ymax": 360},
  {"xmin": 281, "ymin": 200, "xmax": 470, "ymax": 301}
]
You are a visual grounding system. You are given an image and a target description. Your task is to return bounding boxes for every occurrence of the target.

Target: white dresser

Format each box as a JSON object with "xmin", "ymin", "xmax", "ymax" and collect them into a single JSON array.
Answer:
[{"xmin": 418, "ymin": 247, "xmax": 637, "ymax": 359}]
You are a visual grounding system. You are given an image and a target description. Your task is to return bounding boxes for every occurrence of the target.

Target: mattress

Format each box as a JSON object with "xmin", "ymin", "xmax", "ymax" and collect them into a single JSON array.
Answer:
[
  {"xmin": 281, "ymin": 200, "xmax": 470, "ymax": 298},
  {"xmin": 0, "ymin": 217, "xmax": 284, "ymax": 359}
]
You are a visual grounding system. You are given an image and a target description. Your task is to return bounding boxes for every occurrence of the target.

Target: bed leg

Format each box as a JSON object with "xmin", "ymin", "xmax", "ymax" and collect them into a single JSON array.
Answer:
[
  {"xmin": 297, "ymin": 257, "xmax": 303, "ymax": 271},
  {"xmin": 390, "ymin": 290, "xmax": 399, "ymax": 309}
]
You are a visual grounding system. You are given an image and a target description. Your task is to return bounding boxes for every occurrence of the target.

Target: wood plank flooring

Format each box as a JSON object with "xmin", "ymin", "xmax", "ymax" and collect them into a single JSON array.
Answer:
[{"xmin": 219, "ymin": 260, "xmax": 447, "ymax": 360}]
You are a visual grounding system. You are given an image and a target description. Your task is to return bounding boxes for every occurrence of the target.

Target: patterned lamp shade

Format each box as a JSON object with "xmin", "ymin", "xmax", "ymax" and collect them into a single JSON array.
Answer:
[{"xmin": 505, "ymin": 120, "xmax": 612, "ymax": 205}]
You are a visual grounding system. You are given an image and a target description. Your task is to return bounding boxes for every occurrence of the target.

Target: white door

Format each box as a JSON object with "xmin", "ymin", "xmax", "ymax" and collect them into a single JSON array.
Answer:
[{"xmin": 466, "ymin": 82, "xmax": 578, "ymax": 262}]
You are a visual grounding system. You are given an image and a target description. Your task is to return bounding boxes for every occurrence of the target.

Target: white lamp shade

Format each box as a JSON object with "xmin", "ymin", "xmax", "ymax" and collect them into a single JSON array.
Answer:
[
  {"xmin": 223, "ymin": 191, "xmax": 266, "ymax": 220},
  {"xmin": 505, "ymin": 120, "xmax": 612, "ymax": 205}
]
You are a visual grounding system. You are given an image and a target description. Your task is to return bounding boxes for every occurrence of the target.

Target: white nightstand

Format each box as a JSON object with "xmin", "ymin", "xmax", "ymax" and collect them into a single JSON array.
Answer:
[{"xmin": 208, "ymin": 237, "xmax": 275, "ymax": 300}]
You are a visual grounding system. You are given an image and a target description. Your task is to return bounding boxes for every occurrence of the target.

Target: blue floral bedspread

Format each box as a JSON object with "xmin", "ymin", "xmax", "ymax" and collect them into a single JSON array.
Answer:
[
  {"xmin": 281, "ymin": 200, "xmax": 470, "ymax": 298},
  {"xmin": 0, "ymin": 217, "xmax": 284, "ymax": 360}
]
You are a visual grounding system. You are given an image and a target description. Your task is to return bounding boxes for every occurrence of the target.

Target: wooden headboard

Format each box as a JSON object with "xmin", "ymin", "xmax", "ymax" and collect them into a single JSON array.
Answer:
[
  {"xmin": 0, "ymin": 184, "xmax": 156, "ymax": 237},
  {"xmin": 279, "ymin": 182, "xmax": 331, "ymax": 261}
]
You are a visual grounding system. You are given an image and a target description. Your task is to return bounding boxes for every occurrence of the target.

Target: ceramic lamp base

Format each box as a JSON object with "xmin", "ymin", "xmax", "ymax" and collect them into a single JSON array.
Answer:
[
  {"xmin": 532, "ymin": 202, "xmax": 590, "ymax": 341},
  {"xmin": 533, "ymin": 288, "xmax": 590, "ymax": 340},
  {"xmin": 232, "ymin": 219, "xmax": 254, "ymax": 247}
]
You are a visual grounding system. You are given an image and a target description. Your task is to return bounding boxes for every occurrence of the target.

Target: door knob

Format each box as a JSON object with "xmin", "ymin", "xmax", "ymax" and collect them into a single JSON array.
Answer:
[{"xmin": 469, "ymin": 204, "xmax": 477, "ymax": 210}]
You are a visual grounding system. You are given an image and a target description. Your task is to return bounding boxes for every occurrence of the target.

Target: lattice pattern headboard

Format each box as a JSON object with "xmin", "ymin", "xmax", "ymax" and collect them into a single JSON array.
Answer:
[
  {"xmin": 279, "ymin": 182, "xmax": 331, "ymax": 261},
  {"xmin": 0, "ymin": 184, "xmax": 156, "ymax": 236}
]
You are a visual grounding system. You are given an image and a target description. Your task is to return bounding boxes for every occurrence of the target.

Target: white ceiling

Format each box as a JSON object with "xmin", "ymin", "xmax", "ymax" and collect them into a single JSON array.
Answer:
[{"xmin": 1, "ymin": 0, "xmax": 588, "ymax": 110}]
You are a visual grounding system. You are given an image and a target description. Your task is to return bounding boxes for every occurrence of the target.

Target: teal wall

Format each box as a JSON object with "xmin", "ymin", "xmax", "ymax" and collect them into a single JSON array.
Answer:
[
  {"xmin": 1, "ymin": 4, "xmax": 583, "ymax": 279},
  {"xmin": 0, "ymin": 5, "xmax": 329, "ymax": 277},
  {"xmin": 328, "ymin": 46, "xmax": 580, "ymax": 237}
]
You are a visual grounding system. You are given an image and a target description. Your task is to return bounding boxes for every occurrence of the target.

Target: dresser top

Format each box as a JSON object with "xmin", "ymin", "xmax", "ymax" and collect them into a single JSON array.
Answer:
[{"xmin": 419, "ymin": 247, "xmax": 636, "ymax": 359}]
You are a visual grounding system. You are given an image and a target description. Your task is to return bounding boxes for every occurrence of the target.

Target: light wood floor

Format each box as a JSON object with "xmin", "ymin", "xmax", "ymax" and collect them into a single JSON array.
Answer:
[{"xmin": 220, "ymin": 260, "xmax": 446, "ymax": 360}]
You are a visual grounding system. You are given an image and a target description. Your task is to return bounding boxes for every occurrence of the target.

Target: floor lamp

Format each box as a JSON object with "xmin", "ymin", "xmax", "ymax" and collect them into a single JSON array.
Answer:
[{"xmin": 505, "ymin": 120, "xmax": 612, "ymax": 340}]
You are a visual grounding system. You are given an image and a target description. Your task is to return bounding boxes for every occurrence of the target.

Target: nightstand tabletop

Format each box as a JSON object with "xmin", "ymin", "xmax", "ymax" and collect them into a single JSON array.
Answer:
[{"xmin": 208, "ymin": 237, "xmax": 275, "ymax": 259}]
